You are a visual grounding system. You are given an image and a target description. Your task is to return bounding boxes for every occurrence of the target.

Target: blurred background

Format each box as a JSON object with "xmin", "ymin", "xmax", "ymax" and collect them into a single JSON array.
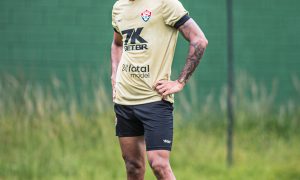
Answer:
[{"xmin": 0, "ymin": 0, "xmax": 299, "ymax": 179}]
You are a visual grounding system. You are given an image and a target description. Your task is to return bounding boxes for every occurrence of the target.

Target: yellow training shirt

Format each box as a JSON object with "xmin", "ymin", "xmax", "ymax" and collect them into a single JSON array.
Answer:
[{"xmin": 112, "ymin": 0, "xmax": 189, "ymax": 105}]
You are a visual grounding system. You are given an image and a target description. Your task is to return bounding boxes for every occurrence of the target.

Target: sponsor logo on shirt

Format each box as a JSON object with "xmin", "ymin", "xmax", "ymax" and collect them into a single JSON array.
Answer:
[
  {"xmin": 121, "ymin": 27, "xmax": 148, "ymax": 52},
  {"xmin": 122, "ymin": 64, "xmax": 150, "ymax": 78}
]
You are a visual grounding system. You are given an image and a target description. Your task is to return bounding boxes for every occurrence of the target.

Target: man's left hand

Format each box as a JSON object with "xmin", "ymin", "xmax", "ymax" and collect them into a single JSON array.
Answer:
[{"xmin": 153, "ymin": 80, "xmax": 185, "ymax": 98}]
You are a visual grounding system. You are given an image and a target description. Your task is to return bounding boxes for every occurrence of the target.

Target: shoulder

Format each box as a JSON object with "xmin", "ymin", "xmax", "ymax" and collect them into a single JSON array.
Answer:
[
  {"xmin": 112, "ymin": 0, "xmax": 128, "ymax": 14},
  {"xmin": 113, "ymin": 0, "xmax": 120, "ymax": 10},
  {"xmin": 112, "ymin": 0, "xmax": 123, "ymax": 16},
  {"xmin": 161, "ymin": 0, "xmax": 184, "ymax": 9},
  {"xmin": 112, "ymin": 0, "xmax": 126, "ymax": 11},
  {"xmin": 161, "ymin": 0, "xmax": 179, "ymax": 5}
]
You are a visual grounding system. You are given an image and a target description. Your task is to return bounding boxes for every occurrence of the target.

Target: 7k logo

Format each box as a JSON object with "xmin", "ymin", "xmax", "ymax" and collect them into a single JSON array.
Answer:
[{"xmin": 121, "ymin": 27, "xmax": 147, "ymax": 45}]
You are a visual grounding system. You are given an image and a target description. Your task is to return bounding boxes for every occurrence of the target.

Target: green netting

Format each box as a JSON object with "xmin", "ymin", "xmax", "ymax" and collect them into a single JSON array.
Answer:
[{"xmin": 0, "ymin": 0, "xmax": 299, "ymax": 104}]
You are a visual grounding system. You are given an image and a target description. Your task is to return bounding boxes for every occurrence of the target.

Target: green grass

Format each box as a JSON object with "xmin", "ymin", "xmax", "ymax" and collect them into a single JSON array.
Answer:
[
  {"xmin": 0, "ymin": 73, "xmax": 299, "ymax": 179},
  {"xmin": 0, "ymin": 113, "xmax": 300, "ymax": 180}
]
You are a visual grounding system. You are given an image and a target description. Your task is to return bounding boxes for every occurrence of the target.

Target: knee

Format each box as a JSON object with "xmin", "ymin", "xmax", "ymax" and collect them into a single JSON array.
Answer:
[
  {"xmin": 149, "ymin": 159, "xmax": 170, "ymax": 176},
  {"xmin": 123, "ymin": 157, "xmax": 145, "ymax": 176}
]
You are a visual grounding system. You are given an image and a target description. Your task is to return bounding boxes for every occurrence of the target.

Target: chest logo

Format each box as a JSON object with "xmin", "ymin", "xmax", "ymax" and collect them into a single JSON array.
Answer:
[
  {"xmin": 141, "ymin": 10, "xmax": 152, "ymax": 22},
  {"xmin": 121, "ymin": 27, "xmax": 148, "ymax": 51}
]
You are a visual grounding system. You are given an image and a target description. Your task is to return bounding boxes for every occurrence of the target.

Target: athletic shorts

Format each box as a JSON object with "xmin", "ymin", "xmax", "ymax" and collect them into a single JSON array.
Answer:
[{"xmin": 114, "ymin": 100, "xmax": 174, "ymax": 151}]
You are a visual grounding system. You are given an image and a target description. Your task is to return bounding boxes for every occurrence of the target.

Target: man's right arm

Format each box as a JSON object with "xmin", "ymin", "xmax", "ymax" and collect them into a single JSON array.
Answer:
[{"xmin": 111, "ymin": 32, "xmax": 123, "ymax": 100}]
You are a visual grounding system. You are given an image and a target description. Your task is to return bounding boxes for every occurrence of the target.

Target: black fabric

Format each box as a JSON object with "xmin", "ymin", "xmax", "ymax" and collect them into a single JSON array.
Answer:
[
  {"xmin": 114, "ymin": 100, "xmax": 174, "ymax": 151},
  {"xmin": 174, "ymin": 14, "xmax": 190, "ymax": 29},
  {"xmin": 113, "ymin": 28, "xmax": 120, "ymax": 34}
]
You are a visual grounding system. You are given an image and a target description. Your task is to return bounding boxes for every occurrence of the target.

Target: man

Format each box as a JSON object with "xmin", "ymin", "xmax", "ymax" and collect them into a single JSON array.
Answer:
[{"xmin": 111, "ymin": 0, "xmax": 208, "ymax": 179}]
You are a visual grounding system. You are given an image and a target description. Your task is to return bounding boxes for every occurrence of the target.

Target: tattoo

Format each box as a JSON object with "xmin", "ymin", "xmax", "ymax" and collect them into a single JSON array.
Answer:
[
  {"xmin": 178, "ymin": 20, "xmax": 207, "ymax": 84},
  {"xmin": 178, "ymin": 44, "xmax": 205, "ymax": 84}
]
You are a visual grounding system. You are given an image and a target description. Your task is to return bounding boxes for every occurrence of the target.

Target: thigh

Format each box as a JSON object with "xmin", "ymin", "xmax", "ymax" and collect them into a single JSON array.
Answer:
[
  {"xmin": 134, "ymin": 100, "xmax": 174, "ymax": 151},
  {"xmin": 114, "ymin": 103, "xmax": 144, "ymax": 137},
  {"xmin": 119, "ymin": 136, "xmax": 146, "ymax": 164}
]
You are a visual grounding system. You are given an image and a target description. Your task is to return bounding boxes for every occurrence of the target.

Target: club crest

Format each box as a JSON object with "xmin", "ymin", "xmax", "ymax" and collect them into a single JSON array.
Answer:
[{"xmin": 141, "ymin": 10, "xmax": 152, "ymax": 22}]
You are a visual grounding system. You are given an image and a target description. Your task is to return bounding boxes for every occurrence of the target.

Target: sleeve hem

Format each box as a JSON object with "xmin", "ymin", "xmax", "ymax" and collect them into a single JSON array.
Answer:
[
  {"xmin": 174, "ymin": 14, "xmax": 190, "ymax": 29},
  {"xmin": 113, "ymin": 28, "xmax": 120, "ymax": 34}
]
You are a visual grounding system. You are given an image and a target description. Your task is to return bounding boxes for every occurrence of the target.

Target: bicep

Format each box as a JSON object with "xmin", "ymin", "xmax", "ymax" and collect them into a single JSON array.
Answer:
[
  {"xmin": 112, "ymin": 32, "xmax": 123, "ymax": 47},
  {"xmin": 178, "ymin": 19, "xmax": 206, "ymax": 42}
]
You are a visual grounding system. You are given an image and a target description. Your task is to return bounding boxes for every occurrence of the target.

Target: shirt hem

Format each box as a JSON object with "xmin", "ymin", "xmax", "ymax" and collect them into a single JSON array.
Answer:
[{"xmin": 114, "ymin": 96, "xmax": 174, "ymax": 106}]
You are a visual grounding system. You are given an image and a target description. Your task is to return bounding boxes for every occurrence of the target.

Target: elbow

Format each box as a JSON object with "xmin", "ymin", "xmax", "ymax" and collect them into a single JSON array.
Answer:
[
  {"xmin": 192, "ymin": 36, "xmax": 208, "ymax": 49},
  {"xmin": 199, "ymin": 37, "xmax": 208, "ymax": 49}
]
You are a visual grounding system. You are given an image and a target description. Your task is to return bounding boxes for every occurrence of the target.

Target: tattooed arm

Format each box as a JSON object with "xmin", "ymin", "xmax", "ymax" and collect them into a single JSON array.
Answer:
[
  {"xmin": 154, "ymin": 19, "xmax": 208, "ymax": 97},
  {"xmin": 177, "ymin": 19, "xmax": 208, "ymax": 84}
]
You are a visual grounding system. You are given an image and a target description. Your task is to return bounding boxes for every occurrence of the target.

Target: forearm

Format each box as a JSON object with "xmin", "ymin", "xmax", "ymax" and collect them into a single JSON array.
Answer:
[
  {"xmin": 177, "ymin": 19, "xmax": 208, "ymax": 84},
  {"xmin": 177, "ymin": 40, "xmax": 207, "ymax": 84},
  {"xmin": 111, "ymin": 43, "xmax": 122, "ymax": 83},
  {"xmin": 154, "ymin": 19, "xmax": 208, "ymax": 97}
]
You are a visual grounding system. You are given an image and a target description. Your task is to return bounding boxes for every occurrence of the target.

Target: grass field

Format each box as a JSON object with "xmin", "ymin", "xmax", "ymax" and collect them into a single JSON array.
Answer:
[{"xmin": 0, "ymin": 74, "xmax": 299, "ymax": 180}]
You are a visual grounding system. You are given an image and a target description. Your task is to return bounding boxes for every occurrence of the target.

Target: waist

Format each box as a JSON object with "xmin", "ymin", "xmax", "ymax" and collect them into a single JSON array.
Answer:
[{"xmin": 114, "ymin": 82, "xmax": 174, "ymax": 105}]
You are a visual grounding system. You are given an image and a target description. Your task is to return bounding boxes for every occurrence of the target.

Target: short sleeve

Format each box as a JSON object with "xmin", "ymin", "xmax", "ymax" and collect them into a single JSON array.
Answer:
[
  {"xmin": 162, "ymin": 0, "xmax": 190, "ymax": 28},
  {"xmin": 112, "ymin": 2, "xmax": 121, "ymax": 34}
]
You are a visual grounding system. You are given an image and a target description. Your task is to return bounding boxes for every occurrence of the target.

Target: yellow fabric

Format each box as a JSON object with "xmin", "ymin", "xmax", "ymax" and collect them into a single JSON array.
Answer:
[{"xmin": 112, "ymin": 0, "xmax": 188, "ymax": 105}]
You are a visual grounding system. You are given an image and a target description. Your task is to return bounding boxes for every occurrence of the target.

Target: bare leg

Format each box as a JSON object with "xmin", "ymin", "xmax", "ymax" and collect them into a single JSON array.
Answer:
[
  {"xmin": 147, "ymin": 150, "xmax": 176, "ymax": 180},
  {"xmin": 119, "ymin": 136, "xmax": 146, "ymax": 180}
]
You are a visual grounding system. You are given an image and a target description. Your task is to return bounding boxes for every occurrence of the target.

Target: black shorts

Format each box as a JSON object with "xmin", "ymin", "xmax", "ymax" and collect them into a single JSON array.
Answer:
[{"xmin": 114, "ymin": 100, "xmax": 174, "ymax": 151}]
